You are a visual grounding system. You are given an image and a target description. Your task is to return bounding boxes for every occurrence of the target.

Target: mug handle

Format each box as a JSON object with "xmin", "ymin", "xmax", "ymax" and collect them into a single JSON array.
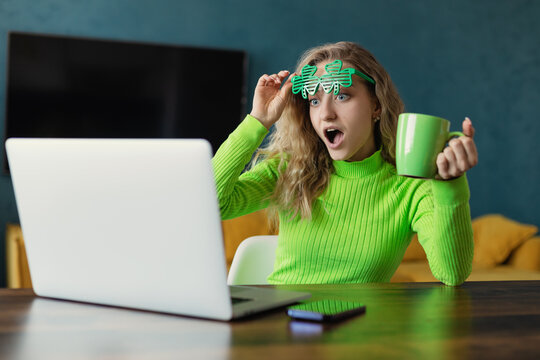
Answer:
[{"xmin": 447, "ymin": 131, "xmax": 464, "ymax": 141}]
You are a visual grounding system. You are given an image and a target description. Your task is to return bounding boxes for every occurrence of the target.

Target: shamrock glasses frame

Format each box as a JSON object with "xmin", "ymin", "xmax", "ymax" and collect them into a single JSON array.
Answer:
[{"xmin": 291, "ymin": 60, "xmax": 375, "ymax": 99}]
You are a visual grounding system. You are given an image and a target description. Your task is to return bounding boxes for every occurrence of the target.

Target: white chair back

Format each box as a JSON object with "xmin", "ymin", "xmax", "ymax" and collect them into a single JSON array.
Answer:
[{"xmin": 227, "ymin": 235, "xmax": 278, "ymax": 285}]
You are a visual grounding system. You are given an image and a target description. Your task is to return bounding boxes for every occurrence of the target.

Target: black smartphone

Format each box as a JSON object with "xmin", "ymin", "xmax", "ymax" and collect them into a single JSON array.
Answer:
[{"xmin": 287, "ymin": 299, "xmax": 366, "ymax": 322}]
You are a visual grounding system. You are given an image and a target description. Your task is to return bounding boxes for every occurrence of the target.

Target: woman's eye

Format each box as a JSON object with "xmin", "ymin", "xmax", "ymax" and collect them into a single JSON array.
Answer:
[
  {"xmin": 309, "ymin": 98, "xmax": 320, "ymax": 106},
  {"xmin": 336, "ymin": 93, "xmax": 350, "ymax": 101}
]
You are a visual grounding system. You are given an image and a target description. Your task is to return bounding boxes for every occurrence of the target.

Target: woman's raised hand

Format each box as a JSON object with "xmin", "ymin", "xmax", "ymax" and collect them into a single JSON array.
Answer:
[
  {"xmin": 436, "ymin": 117, "xmax": 479, "ymax": 180},
  {"xmin": 250, "ymin": 70, "xmax": 294, "ymax": 130}
]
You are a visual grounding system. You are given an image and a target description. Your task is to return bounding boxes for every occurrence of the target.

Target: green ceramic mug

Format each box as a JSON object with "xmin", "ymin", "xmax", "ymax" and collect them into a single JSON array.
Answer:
[{"xmin": 396, "ymin": 113, "xmax": 464, "ymax": 179}]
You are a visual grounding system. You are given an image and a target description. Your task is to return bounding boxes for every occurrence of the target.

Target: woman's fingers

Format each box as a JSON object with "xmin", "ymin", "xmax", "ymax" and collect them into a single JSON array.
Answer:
[
  {"xmin": 449, "ymin": 138, "xmax": 469, "ymax": 173},
  {"xmin": 436, "ymin": 152, "xmax": 450, "ymax": 179},
  {"xmin": 258, "ymin": 70, "xmax": 290, "ymax": 88},
  {"xmin": 462, "ymin": 117, "xmax": 475, "ymax": 138},
  {"xmin": 461, "ymin": 136, "xmax": 478, "ymax": 168},
  {"xmin": 251, "ymin": 70, "xmax": 292, "ymax": 129},
  {"xmin": 442, "ymin": 145, "xmax": 460, "ymax": 179},
  {"xmin": 436, "ymin": 117, "xmax": 479, "ymax": 179}
]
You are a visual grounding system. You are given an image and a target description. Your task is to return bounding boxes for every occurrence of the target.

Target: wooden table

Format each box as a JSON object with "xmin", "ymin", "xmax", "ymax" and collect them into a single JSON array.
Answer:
[{"xmin": 1, "ymin": 281, "xmax": 539, "ymax": 359}]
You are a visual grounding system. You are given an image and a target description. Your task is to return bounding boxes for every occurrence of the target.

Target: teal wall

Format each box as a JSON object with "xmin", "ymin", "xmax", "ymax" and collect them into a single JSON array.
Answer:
[{"xmin": 1, "ymin": 0, "xmax": 539, "ymax": 286}]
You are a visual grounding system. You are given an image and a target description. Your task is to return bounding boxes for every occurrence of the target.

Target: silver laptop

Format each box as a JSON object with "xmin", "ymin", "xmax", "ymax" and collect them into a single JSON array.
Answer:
[{"xmin": 6, "ymin": 138, "xmax": 310, "ymax": 321}]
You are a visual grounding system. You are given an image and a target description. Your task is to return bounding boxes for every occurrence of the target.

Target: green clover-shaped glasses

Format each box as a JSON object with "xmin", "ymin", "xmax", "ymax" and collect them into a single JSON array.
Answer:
[{"xmin": 291, "ymin": 60, "xmax": 375, "ymax": 99}]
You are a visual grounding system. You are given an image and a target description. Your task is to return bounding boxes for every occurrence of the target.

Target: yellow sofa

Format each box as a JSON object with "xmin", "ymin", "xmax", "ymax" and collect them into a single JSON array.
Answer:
[
  {"xmin": 392, "ymin": 214, "xmax": 540, "ymax": 282},
  {"xmin": 5, "ymin": 223, "xmax": 33, "ymax": 288},
  {"xmin": 6, "ymin": 213, "xmax": 540, "ymax": 288}
]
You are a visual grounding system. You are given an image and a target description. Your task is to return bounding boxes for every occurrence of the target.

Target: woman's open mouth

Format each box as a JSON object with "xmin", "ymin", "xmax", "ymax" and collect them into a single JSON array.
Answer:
[{"xmin": 325, "ymin": 128, "xmax": 344, "ymax": 149}]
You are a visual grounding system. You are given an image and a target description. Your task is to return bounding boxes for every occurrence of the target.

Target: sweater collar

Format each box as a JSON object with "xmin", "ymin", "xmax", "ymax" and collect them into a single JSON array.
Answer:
[{"xmin": 332, "ymin": 149, "xmax": 384, "ymax": 178}]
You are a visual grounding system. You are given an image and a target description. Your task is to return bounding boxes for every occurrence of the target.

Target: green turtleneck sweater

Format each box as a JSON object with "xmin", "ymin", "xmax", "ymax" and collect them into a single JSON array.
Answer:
[{"xmin": 213, "ymin": 115, "xmax": 474, "ymax": 286}]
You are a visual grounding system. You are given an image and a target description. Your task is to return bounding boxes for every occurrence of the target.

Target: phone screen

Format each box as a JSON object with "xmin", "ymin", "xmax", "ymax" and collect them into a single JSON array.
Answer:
[{"xmin": 287, "ymin": 299, "xmax": 366, "ymax": 322}]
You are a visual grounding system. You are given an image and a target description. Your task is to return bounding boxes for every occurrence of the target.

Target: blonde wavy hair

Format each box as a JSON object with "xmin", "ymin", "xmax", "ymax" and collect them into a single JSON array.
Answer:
[{"xmin": 256, "ymin": 42, "xmax": 404, "ymax": 222}]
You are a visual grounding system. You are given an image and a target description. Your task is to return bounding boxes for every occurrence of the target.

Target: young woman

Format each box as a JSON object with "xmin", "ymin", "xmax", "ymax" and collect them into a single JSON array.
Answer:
[{"xmin": 213, "ymin": 41, "xmax": 478, "ymax": 285}]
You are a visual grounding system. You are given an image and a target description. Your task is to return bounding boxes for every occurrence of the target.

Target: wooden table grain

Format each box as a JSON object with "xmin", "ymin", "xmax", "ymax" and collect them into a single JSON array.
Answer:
[{"xmin": 1, "ymin": 281, "xmax": 539, "ymax": 359}]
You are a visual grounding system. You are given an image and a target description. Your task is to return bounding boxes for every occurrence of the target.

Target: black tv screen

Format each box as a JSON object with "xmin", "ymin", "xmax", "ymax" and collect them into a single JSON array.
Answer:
[{"xmin": 4, "ymin": 32, "xmax": 247, "ymax": 171}]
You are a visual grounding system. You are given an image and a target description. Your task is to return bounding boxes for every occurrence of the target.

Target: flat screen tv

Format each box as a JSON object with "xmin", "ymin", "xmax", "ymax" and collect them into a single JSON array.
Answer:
[{"xmin": 4, "ymin": 32, "xmax": 248, "ymax": 172}]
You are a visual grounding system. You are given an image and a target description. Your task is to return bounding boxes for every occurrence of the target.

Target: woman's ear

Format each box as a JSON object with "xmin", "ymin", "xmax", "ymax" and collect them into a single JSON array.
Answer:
[
  {"xmin": 372, "ymin": 104, "xmax": 382, "ymax": 120},
  {"xmin": 371, "ymin": 95, "xmax": 381, "ymax": 118}
]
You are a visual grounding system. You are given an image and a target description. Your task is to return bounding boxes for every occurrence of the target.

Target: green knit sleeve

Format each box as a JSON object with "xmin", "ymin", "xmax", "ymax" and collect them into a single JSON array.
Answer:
[
  {"xmin": 212, "ymin": 115, "xmax": 280, "ymax": 220},
  {"xmin": 410, "ymin": 175, "xmax": 474, "ymax": 286}
]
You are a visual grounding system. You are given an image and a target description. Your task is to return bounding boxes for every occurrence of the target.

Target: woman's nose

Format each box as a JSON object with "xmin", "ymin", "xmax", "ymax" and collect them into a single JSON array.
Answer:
[{"xmin": 319, "ymin": 96, "xmax": 337, "ymax": 121}]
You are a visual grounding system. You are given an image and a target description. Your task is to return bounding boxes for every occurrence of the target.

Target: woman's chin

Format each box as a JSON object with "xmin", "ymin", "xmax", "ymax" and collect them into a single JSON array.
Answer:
[{"xmin": 327, "ymin": 149, "xmax": 349, "ymax": 161}]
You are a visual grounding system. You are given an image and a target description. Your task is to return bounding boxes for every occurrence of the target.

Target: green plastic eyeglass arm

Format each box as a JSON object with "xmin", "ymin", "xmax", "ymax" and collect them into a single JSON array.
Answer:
[{"xmin": 348, "ymin": 68, "xmax": 376, "ymax": 85}]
